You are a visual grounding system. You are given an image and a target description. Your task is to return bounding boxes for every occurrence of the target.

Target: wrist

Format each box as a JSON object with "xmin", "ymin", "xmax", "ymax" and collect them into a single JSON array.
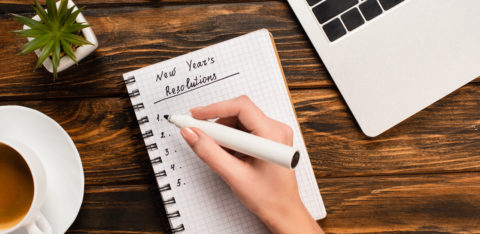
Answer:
[{"xmin": 257, "ymin": 199, "xmax": 322, "ymax": 234}]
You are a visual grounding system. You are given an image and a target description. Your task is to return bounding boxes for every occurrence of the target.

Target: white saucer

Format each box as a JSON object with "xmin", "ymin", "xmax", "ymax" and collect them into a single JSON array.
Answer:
[{"xmin": 0, "ymin": 106, "xmax": 84, "ymax": 234}]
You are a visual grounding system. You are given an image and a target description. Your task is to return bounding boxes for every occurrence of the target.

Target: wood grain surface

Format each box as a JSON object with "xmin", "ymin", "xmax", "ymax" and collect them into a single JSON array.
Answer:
[
  {"xmin": 1, "ymin": 0, "xmax": 479, "ymax": 233},
  {"xmin": 5, "ymin": 2, "xmax": 478, "ymax": 100},
  {"xmin": 0, "ymin": 0, "xmax": 269, "ymax": 7},
  {"xmin": 0, "ymin": 86, "xmax": 478, "ymax": 232},
  {"xmin": 0, "ymin": 88, "xmax": 477, "ymax": 182},
  {"xmin": 318, "ymin": 172, "xmax": 480, "ymax": 232},
  {"xmin": 0, "ymin": 0, "xmax": 275, "ymax": 15},
  {"xmin": 294, "ymin": 87, "xmax": 480, "ymax": 177},
  {"xmin": 0, "ymin": 2, "xmax": 330, "ymax": 100}
]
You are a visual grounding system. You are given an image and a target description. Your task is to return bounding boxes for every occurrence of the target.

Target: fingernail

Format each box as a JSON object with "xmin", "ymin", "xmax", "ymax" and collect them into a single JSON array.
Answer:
[
  {"xmin": 181, "ymin": 127, "xmax": 199, "ymax": 146},
  {"xmin": 190, "ymin": 106, "xmax": 204, "ymax": 113}
]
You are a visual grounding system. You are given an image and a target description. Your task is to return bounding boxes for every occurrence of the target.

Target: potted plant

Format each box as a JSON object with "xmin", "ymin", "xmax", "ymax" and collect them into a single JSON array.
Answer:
[{"xmin": 12, "ymin": 0, "xmax": 98, "ymax": 79}]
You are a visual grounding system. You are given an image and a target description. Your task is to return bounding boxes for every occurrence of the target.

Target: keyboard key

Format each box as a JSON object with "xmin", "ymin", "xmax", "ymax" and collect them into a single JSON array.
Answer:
[
  {"xmin": 379, "ymin": 0, "xmax": 404, "ymax": 10},
  {"xmin": 306, "ymin": 0, "xmax": 322, "ymax": 6},
  {"xmin": 341, "ymin": 8, "xmax": 364, "ymax": 31},
  {"xmin": 313, "ymin": 0, "xmax": 359, "ymax": 24},
  {"xmin": 359, "ymin": 0, "xmax": 383, "ymax": 21},
  {"xmin": 322, "ymin": 18, "xmax": 347, "ymax": 42}
]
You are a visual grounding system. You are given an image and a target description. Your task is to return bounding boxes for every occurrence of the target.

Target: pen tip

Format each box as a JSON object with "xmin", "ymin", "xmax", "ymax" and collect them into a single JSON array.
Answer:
[{"xmin": 164, "ymin": 115, "xmax": 169, "ymax": 120}]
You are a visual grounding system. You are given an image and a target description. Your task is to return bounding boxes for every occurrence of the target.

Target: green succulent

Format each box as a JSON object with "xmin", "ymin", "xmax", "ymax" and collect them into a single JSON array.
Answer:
[{"xmin": 11, "ymin": 0, "xmax": 92, "ymax": 79}]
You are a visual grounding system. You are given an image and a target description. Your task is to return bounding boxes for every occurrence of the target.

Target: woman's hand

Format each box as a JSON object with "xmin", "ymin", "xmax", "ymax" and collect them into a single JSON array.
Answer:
[{"xmin": 180, "ymin": 95, "xmax": 323, "ymax": 234}]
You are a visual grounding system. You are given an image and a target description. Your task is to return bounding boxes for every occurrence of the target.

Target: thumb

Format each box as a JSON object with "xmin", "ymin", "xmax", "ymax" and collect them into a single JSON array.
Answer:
[{"xmin": 180, "ymin": 127, "xmax": 247, "ymax": 183}]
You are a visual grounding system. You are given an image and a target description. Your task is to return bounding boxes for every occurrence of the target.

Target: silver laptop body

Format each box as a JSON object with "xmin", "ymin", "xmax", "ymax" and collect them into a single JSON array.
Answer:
[{"xmin": 287, "ymin": 0, "xmax": 480, "ymax": 136}]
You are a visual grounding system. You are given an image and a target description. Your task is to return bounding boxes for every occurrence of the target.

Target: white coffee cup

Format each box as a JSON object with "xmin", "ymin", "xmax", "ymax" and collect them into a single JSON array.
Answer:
[{"xmin": 0, "ymin": 137, "xmax": 52, "ymax": 234}]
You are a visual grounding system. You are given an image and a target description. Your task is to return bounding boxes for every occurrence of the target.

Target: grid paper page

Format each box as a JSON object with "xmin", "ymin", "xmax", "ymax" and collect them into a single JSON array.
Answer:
[{"xmin": 123, "ymin": 29, "xmax": 326, "ymax": 233}]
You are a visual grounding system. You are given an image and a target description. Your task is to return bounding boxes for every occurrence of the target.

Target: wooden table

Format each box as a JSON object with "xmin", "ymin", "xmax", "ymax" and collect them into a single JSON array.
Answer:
[{"xmin": 1, "ymin": 0, "xmax": 480, "ymax": 233}]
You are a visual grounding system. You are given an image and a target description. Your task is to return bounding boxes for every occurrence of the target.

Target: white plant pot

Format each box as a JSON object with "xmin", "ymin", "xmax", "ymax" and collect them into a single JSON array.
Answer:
[{"xmin": 23, "ymin": 0, "xmax": 98, "ymax": 74}]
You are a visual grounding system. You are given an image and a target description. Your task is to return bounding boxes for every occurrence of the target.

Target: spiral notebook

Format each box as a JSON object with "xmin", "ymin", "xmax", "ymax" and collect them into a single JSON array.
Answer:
[{"xmin": 123, "ymin": 29, "xmax": 326, "ymax": 233}]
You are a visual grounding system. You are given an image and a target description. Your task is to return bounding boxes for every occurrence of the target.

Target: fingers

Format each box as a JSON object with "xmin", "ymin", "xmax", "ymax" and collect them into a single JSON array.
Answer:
[
  {"xmin": 180, "ymin": 127, "xmax": 247, "ymax": 183},
  {"xmin": 215, "ymin": 117, "xmax": 238, "ymax": 128},
  {"xmin": 190, "ymin": 95, "xmax": 269, "ymax": 132},
  {"xmin": 270, "ymin": 119, "xmax": 294, "ymax": 146}
]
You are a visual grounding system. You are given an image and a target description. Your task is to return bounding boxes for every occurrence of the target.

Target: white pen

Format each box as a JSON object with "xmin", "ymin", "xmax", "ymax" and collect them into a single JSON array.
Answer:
[{"xmin": 164, "ymin": 114, "xmax": 300, "ymax": 169}]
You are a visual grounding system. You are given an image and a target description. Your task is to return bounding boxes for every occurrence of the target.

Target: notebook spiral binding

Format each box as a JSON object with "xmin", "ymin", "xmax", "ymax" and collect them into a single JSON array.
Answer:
[
  {"xmin": 129, "ymin": 89, "xmax": 140, "ymax": 98},
  {"xmin": 142, "ymin": 130, "xmax": 154, "ymax": 139},
  {"xmin": 171, "ymin": 224, "xmax": 185, "ymax": 233},
  {"xmin": 138, "ymin": 116, "xmax": 149, "ymax": 125},
  {"xmin": 155, "ymin": 170, "xmax": 167, "ymax": 177},
  {"xmin": 124, "ymin": 75, "xmax": 185, "ymax": 233}
]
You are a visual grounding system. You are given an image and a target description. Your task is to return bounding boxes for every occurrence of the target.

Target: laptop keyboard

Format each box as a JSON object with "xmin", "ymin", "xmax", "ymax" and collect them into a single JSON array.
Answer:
[{"xmin": 308, "ymin": 0, "xmax": 404, "ymax": 42}]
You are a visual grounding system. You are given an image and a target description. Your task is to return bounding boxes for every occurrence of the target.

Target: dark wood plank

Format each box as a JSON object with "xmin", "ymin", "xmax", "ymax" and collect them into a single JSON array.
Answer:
[
  {"xmin": 0, "ymin": 2, "xmax": 329, "ymax": 100},
  {"xmin": 0, "ymin": 0, "xmax": 272, "ymax": 15},
  {"xmin": 318, "ymin": 172, "xmax": 480, "ymax": 233},
  {"xmin": 69, "ymin": 185, "xmax": 170, "ymax": 233},
  {"xmin": 294, "ymin": 85, "xmax": 480, "ymax": 178},
  {"xmin": 1, "ymin": 1, "xmax": 479, "ymax": 100},
  {"xmin": 1, "ymin": 1, "xmax": 477, "ymax": 233},
  {"xmin": 0, "ymin": 89, "xmax": 477, "ymax": 232},
  {"xmin": 0, "ymin": 0, "xmax": 270, "ymax": 10},
  {"xmin": 1, "ymin": 2, "xmax": 479, "ymax": 99},
  {"xmin": 0, "ymin": 86, "xmax": 476, "ymax": 183},
  {"xmin": 66, "ymin": 172, "xmax": 480, "ymax": 233}
]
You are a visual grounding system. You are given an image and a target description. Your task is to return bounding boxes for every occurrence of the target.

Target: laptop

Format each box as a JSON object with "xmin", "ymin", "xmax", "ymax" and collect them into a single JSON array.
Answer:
[{"xmin": 287, "ymin": 0, "xmax": 480, "ymax": 137}]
